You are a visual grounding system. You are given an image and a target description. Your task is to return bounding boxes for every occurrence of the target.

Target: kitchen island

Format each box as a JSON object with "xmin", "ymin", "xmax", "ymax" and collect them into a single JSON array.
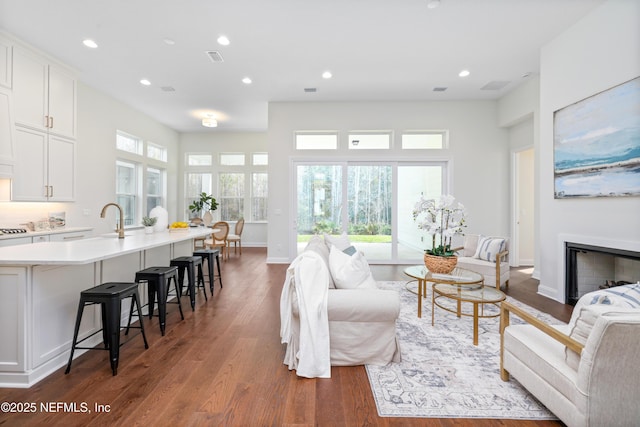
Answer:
[{"xmin": 0, "ymin": 227, "xmax": 213, "ymax": 388}]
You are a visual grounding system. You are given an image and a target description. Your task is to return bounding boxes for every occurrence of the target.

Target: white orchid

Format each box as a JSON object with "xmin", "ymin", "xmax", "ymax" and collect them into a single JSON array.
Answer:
[{"xmin": 413, "ymin": 194, "xmax": 467, "ymax": 256}]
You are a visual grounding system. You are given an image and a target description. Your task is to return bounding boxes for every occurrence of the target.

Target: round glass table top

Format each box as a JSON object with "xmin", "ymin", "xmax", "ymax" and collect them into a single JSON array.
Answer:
[
  {"xmin": 432, "ymin": 282, "xmax": 506, "ymax": 303},
  {"xmin": 403, "ymin": 265, "xmax": 484, "ymax": 285}
]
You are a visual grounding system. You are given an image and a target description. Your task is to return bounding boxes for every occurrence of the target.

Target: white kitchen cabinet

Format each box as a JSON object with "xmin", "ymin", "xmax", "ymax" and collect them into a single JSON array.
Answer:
[
  {"xmin": 0, "ymin": 236, "xmax": 31, "ymax": 247},
  {"xmin": 12, "ymin": 46, "xmax": 76, "ymax": 139},
  {"xmin": 31, "ymin": 235, "xmax": 50, "ymax": 243},
  {"xmin": 0, "ymin": 35, "xmax": 11, "ymax": 89},
  {"xmin": 12, "ymin": 126, "xmax": 75, "ymax": 201}
]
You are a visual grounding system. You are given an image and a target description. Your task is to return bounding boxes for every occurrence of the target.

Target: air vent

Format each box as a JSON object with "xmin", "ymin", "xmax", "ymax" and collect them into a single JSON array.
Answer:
[
  {"xmin": 481, "ymin": 81, "xmax": 510, "ymax": 91},
  {"xmin": 160, "ymin": 86, "xmax": 175, "ymax": 92},
  {"xmin": 433, "ymin": 87, "xmax": 447, "ymax": 92},
  {"xmin": 304, "ymin": 88, "xmax": 317, "ymax": 93},
  {"xmin": 206, "ymin": 51, "xmax": 224, "ymax": 62}
]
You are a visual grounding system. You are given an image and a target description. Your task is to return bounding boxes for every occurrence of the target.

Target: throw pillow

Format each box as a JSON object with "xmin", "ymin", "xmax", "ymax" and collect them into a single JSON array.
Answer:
[
  {"xmin": 474, "ymin": 236, "xmax": 506, "ymax": 262},
  {"xmin": 328, "ymin": 245, "xmax": 377, "ymax": 289},
  {"xmin": 324, "ymin": 232, "xmax": 352, "ymax": 251}
]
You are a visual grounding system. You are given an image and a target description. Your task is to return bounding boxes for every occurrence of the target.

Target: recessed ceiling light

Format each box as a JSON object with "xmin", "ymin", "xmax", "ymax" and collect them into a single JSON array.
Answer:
[
  {"xmin": 427, "ymin": 0, "xmax": 441, "ymax": 9},
  {"xmin": 242, "ymin": 77, "xmax": 252, "ymax": 84},
  {"xmin": 322, "ymin": 71, "xmax": 332, "ymax": 79},
  {"xmin": 217, "ymin": 35, "xmax": 230, "ymax": 46},
  {"xmin": 163, "ymin": 38, "xmax": 176, "ymax": 46},
  {"xmin": 82, "ymin": 39, "xmax": 98, "ymax": 49},
  {"xmin": 458, "ymin": 70, "xmax": 470, "ymax": 77},
  {"xmin": 140, "ymin": 79, "xmax": 151, "ymax": 86}
]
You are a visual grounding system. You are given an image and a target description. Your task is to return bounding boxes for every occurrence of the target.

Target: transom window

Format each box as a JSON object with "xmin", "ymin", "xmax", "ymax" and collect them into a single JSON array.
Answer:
[
  {"xmin": 401, "ymin": 131, "xmax": 447, "ymax": 149},
  {"xmin": 348, "ymin": 132, "xmax": 391, "ymax": 149},
  {"xmin": 295, "ymin": 132, "xmax": 338, "ymax": 150}
]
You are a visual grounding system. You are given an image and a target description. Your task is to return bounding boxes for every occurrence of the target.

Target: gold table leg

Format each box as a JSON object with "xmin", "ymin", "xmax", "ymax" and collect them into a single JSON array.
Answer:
[
  {"xmin": 417, "ymin": 278, "xmax": 423, "ymax": 318},
  {"xmin": 473, "ymin": 302, "xmax": 479, "ymax": 346}
]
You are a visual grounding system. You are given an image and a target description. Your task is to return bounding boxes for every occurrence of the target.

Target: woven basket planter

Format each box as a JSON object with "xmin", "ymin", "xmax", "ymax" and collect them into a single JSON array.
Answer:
[{"xmin": 423, "ymin": 254, "xmax": 458, "ymax": 274}]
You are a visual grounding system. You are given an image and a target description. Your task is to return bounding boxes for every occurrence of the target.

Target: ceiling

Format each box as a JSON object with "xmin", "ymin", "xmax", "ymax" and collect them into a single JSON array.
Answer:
[{"xmin": 0, "ymin": 0, "xmax": 605, "ymax": 133}]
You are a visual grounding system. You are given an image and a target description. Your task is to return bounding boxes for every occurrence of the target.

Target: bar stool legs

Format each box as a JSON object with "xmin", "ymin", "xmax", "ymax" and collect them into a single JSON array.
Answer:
[
  {"xmin": 66, "ymin": 282, "xmax": 148, "ymax": 376},
  {"xmin": 193, "ymin": 248, "xmax": 223, "ymax": 295},
  {"xmin": 170, "ymin": 256, "xmax": 207, "ymax": 311},
  {"xmin": 134, "ymin": 266, "xmax": 184, "ymax": 336}
]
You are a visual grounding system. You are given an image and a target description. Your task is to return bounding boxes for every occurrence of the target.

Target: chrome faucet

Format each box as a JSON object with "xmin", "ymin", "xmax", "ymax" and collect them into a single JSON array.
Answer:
[{"xmin": 100, "ymin": 203, "xmax": 125, "ymax": 238}]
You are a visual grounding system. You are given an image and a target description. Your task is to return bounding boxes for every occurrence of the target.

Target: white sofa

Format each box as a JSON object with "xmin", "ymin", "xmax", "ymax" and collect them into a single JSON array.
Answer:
[
  {"xmin": 454, "ymin": 234, "xmax": 509, "ymax": 289},
  {"xmin": 500, "ymin": 284, "xmax": 640, "ymax": 427},
  {"xmin": 280, "ymin": 235, "xmax": 401, "ymax": 377}
]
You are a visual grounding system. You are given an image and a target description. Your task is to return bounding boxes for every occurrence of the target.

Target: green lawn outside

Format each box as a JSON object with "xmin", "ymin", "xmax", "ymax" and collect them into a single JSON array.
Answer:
[{"xmin": 297, "ymin": 234, "xmax": 392, "ymax": 243}]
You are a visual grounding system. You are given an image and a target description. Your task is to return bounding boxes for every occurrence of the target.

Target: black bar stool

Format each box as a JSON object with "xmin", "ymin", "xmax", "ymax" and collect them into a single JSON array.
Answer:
[
  {"xmin": 65, "ymin": 282, "xmax": 148, "ymax": 376},
  {"xmin": 193, "ymin": 248, "xmax": 223, "ymax": 295},
  {"xmin": 134, "ymin": 266, "xmax": 184, "ymax": 336},
  {"xmin": 170, "ymin": 256, "xmax": 207, "ymax": 311}
]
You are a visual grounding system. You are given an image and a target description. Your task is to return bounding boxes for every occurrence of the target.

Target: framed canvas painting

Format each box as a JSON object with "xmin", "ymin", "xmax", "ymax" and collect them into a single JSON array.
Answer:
[{"xmin": 554, "ymin": 76, "xmax": 640, "ymax": 198}]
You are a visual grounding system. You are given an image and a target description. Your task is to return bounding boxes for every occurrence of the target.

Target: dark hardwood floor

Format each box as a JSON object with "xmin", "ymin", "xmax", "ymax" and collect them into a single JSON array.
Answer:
[{"xmin": 0, "ymin": 248, "xmax": 570, "ymax": 426}]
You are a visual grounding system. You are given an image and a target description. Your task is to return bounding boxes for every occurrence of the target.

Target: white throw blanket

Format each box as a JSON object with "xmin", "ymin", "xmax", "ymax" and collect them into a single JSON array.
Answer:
[{"xmin": 280, "ymin": 250, "xmax": 331, "ymax": 378}]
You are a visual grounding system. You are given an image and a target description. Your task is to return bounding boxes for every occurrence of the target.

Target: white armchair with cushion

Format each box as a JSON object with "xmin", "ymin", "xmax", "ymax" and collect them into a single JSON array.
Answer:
[
  {"xmin": 280, "ymin": 234, "xmax": 401, "ymax": 377},
  {"xmin": 500, "ymin": 284, "xmax": 640, "ymax": 427},
  {"xmin": 454, "ymin": 234, "xmax": 509, "ymax": 289}
]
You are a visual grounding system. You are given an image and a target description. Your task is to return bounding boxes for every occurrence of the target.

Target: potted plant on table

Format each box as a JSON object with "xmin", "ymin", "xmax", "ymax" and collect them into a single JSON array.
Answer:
[
  {"xmin": 141, "ymin": 216, "xmax": 158, "ymax": 234},
  {"xmin": 413, "ymin": 194, "xmax": 466, "ymax": 274},
  {"xmin": 188, "ymin": 192, "xmax": 219, "ymax": 225}
]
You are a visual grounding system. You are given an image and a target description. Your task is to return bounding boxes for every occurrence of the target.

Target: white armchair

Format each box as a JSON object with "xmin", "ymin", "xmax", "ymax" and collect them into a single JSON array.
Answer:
[
  {"xmin": 454, "ymin": 234, "xmax": 509, "ymax": 289},
  {"xmin": 500, "ymin": 294, "xmax": 640, "ymax": 427}
]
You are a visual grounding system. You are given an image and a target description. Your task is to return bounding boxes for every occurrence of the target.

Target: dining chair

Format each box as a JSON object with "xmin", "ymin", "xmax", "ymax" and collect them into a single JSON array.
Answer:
[
  {"xmin": 204, "ymin": 221, "xmax": 229, "ymax": 261},
  {"xmin": 226, "ymin": 218, "xmax": 244, "ymax": 256}
]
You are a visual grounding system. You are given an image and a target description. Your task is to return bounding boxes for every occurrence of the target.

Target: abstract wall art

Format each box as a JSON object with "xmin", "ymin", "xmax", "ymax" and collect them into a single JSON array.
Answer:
[{"xmin": 554, "ymin": 76, "xmax": 640, "ymax": 198}]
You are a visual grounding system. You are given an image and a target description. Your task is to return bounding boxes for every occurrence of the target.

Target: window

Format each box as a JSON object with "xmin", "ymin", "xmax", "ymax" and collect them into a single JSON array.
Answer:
[
  {"xmin": 187, "ymin": 154, "xmax": 212, "ymax": 166},
  {"xmin": 401, "ymin": 131, "xmax": 447, "ymax": 149},
  {"xmin": 116, "ymin": 131, "xmax": 143, "ymax": 155},
  {"xmin": 146, "ymin": 167, "xmax": 164, "ymax": 215},
  {"xmin": 116, "ymin": 160, "xmax": 138, "ymax": 226},
  {"xmin": 252, "ymin": 172, "xmax": 268, "ymax": 221},
  {"xmin": 252, "ymin": 153, "xmax": 268, "ymax": 166},
  {"xmin": 295, "ymin": 132, "xmax": 338, "ymax": 150},
  {"xmin": 219, "ymin": 172, "xmax": 245, "ymax": 220},
  {"xmin": 147, "ymin": 143, "xmax": 167, "ymax": 162},
  {"xmin": 115, "ymin": 131, "xmax": 167, "ymax": 226},
  {"xmin": 220, "ymin": 153, "xmax": 245, "ymax": 166},
  {"xmin": 185, "ymin": 173, "xmax": 212, "ymax": 216},
  {"xmin": 348, "ymin": 132, "xmax": 391, "ymax": 149}
]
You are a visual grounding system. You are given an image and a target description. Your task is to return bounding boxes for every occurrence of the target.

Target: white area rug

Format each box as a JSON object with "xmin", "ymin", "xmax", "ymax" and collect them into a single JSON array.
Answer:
[{"xmin": 365, "ymin": 281, "xmax": 561, "ymax": 420}]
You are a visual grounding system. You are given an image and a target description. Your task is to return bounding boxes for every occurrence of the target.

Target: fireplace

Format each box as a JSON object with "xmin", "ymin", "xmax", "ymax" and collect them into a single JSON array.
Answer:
[{"xmin": 565, "ymin": 242, "xmax": 640, "ymax": 305}]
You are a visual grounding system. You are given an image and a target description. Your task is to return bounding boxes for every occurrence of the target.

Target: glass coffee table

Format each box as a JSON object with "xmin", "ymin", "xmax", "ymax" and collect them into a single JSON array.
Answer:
[
  {"xmin": 403, "ymin": 265, "xmax": 484, "ymax": 318},
  {"xmin": 431, "ymin": 282, "xmax": 506, "ymax": 345}
]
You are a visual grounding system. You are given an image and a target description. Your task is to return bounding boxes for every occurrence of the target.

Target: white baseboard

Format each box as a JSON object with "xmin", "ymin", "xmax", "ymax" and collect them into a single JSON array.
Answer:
[{"xmin": 266, "ymin": 257, "xmax": 290, "ymax": 264}]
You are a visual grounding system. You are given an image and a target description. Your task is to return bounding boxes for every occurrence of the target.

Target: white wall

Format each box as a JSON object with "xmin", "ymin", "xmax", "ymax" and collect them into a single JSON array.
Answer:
[
  {"xmin": 267, "ymin": 100, "xmax": 510, "ymax": 263},
  {"xmin": 538, "ymin": 0, "xmax": 640, "ymax": 302},
  {"xmin": 179, "ymin": 132, "xmax": 268, "ymax": 247},
  {"xmin": 0, "ymin": 81, "xmax": 180, "ymax": 233}
]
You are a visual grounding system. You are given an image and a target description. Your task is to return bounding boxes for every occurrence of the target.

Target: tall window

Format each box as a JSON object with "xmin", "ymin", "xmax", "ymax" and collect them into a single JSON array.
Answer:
[
  {"xmin": 146, "ymin": 167, "xmax": 164, "ymax": 215},
  {"xmin": 116, "ymin": 130, "xmax": 167, "ymax": 226},
  {"xmin": 252, "ymin": 172, "xmax": 268, "ymax": 222},
  {"xmin": 219, "ymin": 172, "xmax": 245, "ymax": 220},
  {"xmin": 185, "ymin": 173, "xmax": 212, "ymax": 217},
  {"xmin": 116, "ymin": 160, "xmax": 138, "ymax": 226}
]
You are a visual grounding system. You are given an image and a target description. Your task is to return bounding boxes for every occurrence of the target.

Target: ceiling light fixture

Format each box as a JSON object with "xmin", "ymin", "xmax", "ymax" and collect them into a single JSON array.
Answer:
[
  {"xmin": 82, "ymin": 39, "xmax": 98, "ymax": 48},
  {"xmin": 217, "ymin": 35, "xmax": 230, "ymax": 46},
  {"xmin": 163, "ymin": 38, "xmax": 176, "ymax": 46},
  {"xmin": 242, "ymin": 77, "xmax": 252, "ymax": 84},
  {"xmin": 427, "ymin": 0, "xmax": 441, "ymax": 9},
  {"xmin": 202, "ymin": 115, "xmax": 218, "ymax": 128},
  {"xmin": 140, "ymin": 79, "xmax": 151, "ymax": 86},
  {"xmin": 322, "ymin": 71, "xmax": 332, "ymax": 79},
  {"xmin": 458, "ymin": 70, "xmax": 470, "ymax": 77}
]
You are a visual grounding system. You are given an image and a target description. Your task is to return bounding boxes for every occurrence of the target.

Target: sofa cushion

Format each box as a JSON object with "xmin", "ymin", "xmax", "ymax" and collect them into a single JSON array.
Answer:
[
  {"xmin": 474, "ymin": 236, "xmax": 506, "ymax": 262},
  {"xmin": 328, "ymin": 245, "xmax": 377, "ymax": 289},
  {"xmin": 568, "ymin": 283, "xmax": 640, "ymax": 327}
]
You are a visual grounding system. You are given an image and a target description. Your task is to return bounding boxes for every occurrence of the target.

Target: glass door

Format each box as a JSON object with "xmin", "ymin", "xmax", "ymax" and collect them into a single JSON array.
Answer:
[{"xmin": 294, "ymin": 161, "xmax": 448, "ymax": 263}]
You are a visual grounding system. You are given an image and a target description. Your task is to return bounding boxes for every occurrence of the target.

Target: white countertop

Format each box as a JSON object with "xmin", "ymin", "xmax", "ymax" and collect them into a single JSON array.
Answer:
[{"xmin": 0, "ymin": 227, "xmax": 212, "ymax": 265}]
